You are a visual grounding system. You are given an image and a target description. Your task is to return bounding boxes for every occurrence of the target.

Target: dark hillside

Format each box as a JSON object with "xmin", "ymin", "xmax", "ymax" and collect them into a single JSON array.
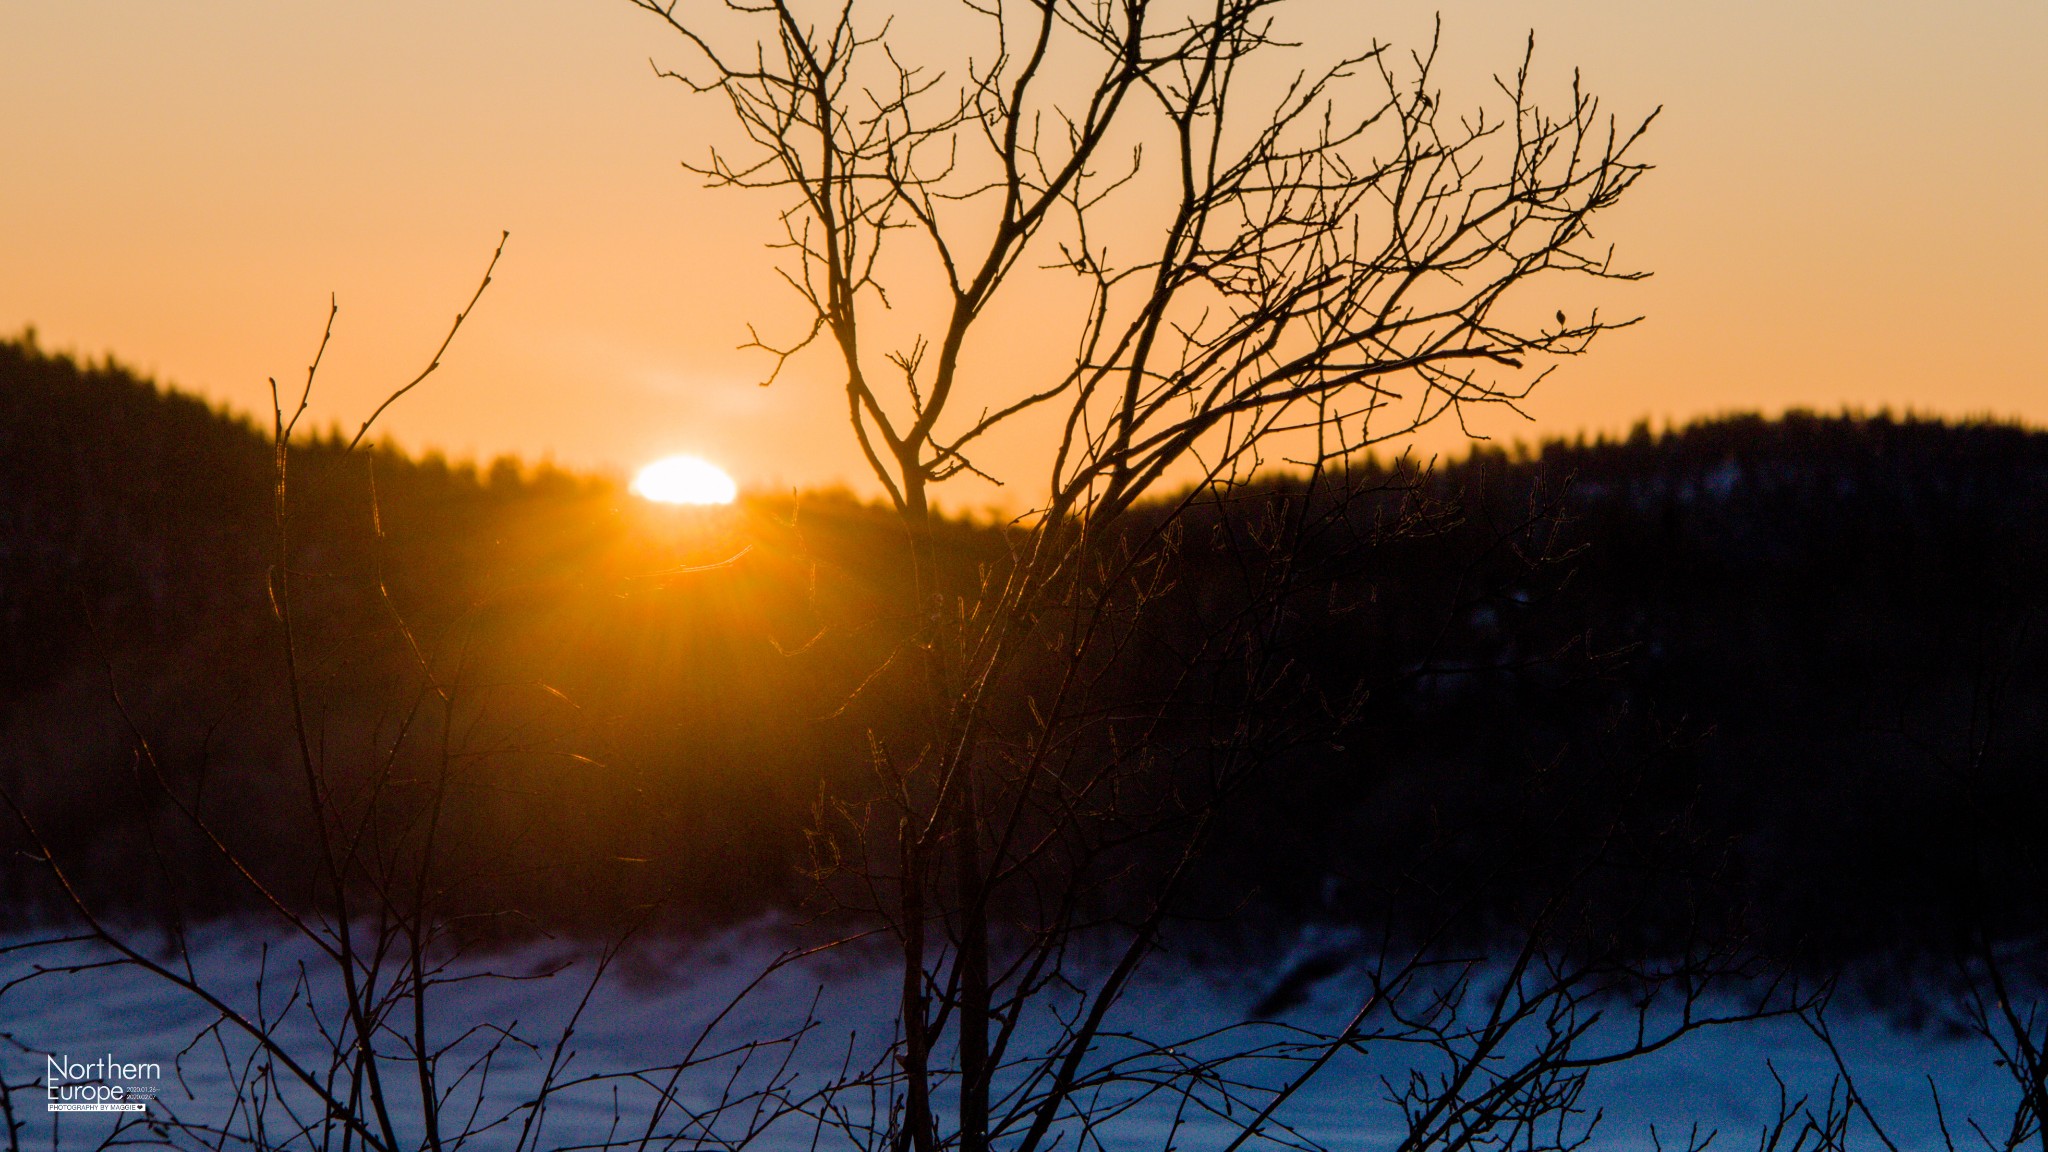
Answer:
[
  {"xmin": 4, "ymin": 333, "xmax": 2046, "ymax": 992},
  {"xmin": 0, "ymin": 335, "xmax": 910, "ymax": 926},
  {"xmin": 1209, "ymin": 416, "xmax": 2048, "ymax": 987},
  {"xmin": 0, "ymin": 333, "xmax": 271, "ymax": 699}
]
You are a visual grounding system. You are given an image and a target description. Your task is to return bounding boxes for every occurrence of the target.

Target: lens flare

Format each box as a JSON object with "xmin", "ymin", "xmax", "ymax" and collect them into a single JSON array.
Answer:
[{"xmin": 631, "ymin": 455, "xmax": 737, "ymax": 505}]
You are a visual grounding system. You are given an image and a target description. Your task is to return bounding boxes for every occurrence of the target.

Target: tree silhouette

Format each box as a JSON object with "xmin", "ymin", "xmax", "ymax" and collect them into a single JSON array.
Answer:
[{"xmin": 624, "ymin": 4, "xmax": 1793, "ymax": 1151}]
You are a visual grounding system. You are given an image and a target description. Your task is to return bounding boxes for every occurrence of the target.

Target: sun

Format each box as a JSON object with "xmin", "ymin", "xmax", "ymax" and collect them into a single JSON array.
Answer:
[{"xmin": 631, "ymin": 455, "xmax": 738, "ymax": 505}]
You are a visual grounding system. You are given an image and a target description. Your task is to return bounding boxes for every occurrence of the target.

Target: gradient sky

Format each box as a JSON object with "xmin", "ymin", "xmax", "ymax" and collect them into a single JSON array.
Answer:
[{"xmin": 4, "ymin": 1, "xmax": 2043, "ymax": 502}]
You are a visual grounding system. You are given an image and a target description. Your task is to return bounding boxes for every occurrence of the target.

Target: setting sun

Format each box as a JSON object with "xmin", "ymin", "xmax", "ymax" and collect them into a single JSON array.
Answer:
[{"xmin": 631, "ymin": 455, "xmax": 737, "ymax": 505}]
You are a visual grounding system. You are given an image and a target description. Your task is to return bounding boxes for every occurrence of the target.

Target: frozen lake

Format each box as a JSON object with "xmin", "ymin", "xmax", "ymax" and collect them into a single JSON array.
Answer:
[{"xmin": 0, "ymin": 921, "xmax": 2023, "ymax": 1150}]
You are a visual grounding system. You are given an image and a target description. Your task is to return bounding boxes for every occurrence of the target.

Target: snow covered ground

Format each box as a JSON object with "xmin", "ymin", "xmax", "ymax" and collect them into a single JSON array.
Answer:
[{"xmin": 0, "ymin": 922, "xmax": 2019, "ymax": 1150}]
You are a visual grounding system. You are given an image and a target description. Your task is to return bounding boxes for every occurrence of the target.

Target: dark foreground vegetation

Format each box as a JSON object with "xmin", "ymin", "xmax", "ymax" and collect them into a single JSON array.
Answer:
[{"xmin": 4, "ymin": 331, "xmax": 2045, "ymax": 994}]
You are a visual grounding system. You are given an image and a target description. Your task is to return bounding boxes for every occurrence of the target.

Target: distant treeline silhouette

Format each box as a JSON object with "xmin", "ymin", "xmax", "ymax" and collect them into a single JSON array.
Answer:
[{"xmin": 4, "ymin": 331, "xmax": 2045, "ymax": 990}]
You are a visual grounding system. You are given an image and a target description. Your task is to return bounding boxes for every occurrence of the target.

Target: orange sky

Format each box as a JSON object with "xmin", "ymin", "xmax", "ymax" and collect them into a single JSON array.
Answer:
[{"xmin": 4, "ymin": 1, "xmax": 2043, "ymax": 503}]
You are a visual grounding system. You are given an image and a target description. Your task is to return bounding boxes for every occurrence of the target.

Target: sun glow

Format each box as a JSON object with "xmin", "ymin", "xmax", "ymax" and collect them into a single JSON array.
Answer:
[{"xmin": 631, "ymin": 455, "xmax": 738, "ymax": 505}]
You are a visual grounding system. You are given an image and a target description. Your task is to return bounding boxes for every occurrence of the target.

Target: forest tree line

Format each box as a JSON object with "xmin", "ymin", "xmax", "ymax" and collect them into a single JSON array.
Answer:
[{"xmin": 3, "ymin": 332, "xmax": 2044, "ymax": 997}]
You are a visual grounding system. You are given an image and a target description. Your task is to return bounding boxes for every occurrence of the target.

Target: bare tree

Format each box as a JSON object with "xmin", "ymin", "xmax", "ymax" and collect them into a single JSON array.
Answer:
[
  {"xmin": 0, "ymin": 240, "xmax": 843, "ymax": 1152},
  {"xmin": 611, "ymin": 3, "xmax": 1805, "ymax": 1152}
]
